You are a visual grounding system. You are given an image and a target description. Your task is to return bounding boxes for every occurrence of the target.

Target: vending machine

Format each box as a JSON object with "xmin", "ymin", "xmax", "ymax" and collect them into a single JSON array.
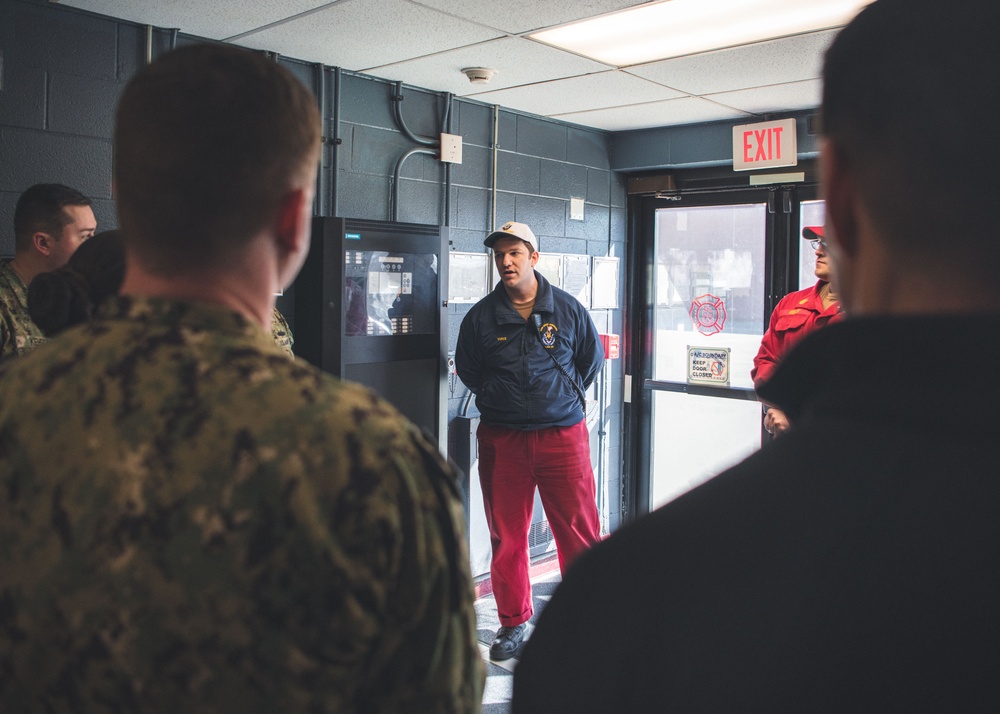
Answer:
[{"xmin": 292, "ymin": 217, "xmax": 449, "ymax": 452}]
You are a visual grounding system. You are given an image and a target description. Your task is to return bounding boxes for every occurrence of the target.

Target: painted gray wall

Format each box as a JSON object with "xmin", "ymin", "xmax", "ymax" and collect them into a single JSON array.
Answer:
[{"xmin": 609, "ymin": 112, "xmax": 820, "ymax": 172}]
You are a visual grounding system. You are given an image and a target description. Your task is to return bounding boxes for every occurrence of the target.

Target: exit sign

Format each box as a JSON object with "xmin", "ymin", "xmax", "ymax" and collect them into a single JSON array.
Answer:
[{"xmin": 733, "ymin": 118, "xmax": 797, "ymax": 171}]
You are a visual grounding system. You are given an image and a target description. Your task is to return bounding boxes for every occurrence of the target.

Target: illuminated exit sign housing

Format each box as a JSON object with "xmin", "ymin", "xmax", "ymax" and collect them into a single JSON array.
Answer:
[{"xmin": 732, "ymin": 118, "xmax": 797, "ymax": 171}]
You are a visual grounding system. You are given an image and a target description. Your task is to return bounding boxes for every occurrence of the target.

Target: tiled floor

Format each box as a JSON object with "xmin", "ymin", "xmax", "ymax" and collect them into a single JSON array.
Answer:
[{"xmin": 476, "ymin": 570, "xmax": 563, "ymax": 714}]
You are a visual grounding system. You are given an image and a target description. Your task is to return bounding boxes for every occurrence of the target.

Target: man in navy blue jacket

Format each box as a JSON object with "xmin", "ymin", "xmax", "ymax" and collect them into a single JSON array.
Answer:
[{"xmin": 456, "ymin": 221, "xmax": 604, "ymax": 660}]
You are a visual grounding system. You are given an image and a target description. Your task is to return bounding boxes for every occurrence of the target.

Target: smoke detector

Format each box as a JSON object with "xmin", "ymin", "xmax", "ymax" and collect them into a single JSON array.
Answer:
[{"xmin": 462, "ymin": 67, "xmax": 498, "ymax": 84}]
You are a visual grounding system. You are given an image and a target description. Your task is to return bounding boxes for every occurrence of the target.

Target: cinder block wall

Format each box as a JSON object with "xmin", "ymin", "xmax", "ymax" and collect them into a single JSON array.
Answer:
[{"xmin": 0, "ymin": 0, "xmax": 627, "ymax": 531}]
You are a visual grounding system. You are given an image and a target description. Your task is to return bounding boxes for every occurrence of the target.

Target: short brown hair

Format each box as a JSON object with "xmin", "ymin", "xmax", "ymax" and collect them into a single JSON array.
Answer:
[
  {"xmin": 822, "ymin": 0, "xmax": 997, "ymax": 280},
  {"xmin": 114, "ymin": 44, "xmax": 321, "ymax": 274}
]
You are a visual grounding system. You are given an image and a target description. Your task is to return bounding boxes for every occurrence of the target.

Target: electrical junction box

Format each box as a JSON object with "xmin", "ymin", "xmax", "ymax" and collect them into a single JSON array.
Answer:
[{"xmin": 439, "ymin": 133, "xmax": 463, "ymax": 164}]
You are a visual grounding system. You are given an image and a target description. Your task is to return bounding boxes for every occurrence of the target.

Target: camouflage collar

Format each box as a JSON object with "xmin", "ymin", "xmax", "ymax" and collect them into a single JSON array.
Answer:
[
  {"xmin": 97, "ymin": 295, "xmax": 267, "ymax": 342},
  {"xmin": 0, "ymin": 259, "xmax": 28, "ymax": 306}
]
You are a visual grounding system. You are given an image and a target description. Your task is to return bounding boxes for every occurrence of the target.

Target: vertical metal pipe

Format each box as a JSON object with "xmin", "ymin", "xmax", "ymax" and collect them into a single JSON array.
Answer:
[
  {"xmin": 145, "ymin": 25, "xmax": 153, "ymax": 65},
  {"xmin": 331, "ymin": 68, "xmax": 341, "ymax": 217},
  {"xmin": 491, "ymin": 105, "xmax": 499, "ymax": 234},
  {"xmin": 314, "ymin": 62, "xmax": 327, "ymax": 217},
  {"xmin": 443, "ymin": 93, "xmax": 453, "ymax": 227}
]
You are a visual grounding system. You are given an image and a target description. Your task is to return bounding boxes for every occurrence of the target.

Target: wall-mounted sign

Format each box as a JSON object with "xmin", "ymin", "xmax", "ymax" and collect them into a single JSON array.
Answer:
[
  {"xmin": 563, "ymin": 254, "xmax": 592, "ymax": 308},
  {"xmin": 687, "ymin": 346, "xmax": 730, "ymax": 387},
  {"xmin": 592, "ymin": 257, "xmax": 620, "ymax": 309},
  {"xmin": 536, "ymin": 254, "xmax": 564, "ymax": 288},
  {"xmin": 733, "ymin": 118, "xmax": 797, "ymax": 171},
  {"xmin": 449, "ymin": 251, "xmax": 490, "ymax": 304}
]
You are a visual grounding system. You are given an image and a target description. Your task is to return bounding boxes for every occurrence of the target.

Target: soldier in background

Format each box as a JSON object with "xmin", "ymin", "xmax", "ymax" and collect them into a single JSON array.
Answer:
[
  {"xmin": 0, "ymin": 183, "xmax": 96, "ymax": 358},
  {"xmin": 27, "ymin": 229, "xmax": 125, "ymax": 336},
  {"xmin": 0, "ymin": 44, "xmax": 484, "ymax": 713}
]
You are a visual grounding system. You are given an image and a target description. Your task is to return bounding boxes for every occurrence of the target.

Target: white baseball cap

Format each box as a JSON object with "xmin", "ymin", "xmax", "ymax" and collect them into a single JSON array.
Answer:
[{"xmin": 484, "ymin": 221, "xmax": 538, "ymax": 252}]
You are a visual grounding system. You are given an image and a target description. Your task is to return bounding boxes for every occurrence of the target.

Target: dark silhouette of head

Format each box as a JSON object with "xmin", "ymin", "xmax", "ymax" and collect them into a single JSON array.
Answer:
[{"xmin": 28, "ymin": 230, "xmax": 126, "ymax": 336}]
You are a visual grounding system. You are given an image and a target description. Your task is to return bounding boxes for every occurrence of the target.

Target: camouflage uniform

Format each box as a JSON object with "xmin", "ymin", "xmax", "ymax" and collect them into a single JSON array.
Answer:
[
  {"xmin": 0, "ymin": 258, "xmax": 46, "ymax": 360},
  {"xmin": 0, "ymin": 295, "xmax": 485, "ymax": 713},
  {"xmin": 271, "ymin": 305, "xmax": 295, "ymax": 357}
]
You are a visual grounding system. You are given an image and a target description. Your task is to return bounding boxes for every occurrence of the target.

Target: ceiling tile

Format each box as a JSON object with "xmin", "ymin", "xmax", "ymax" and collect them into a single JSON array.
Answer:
[
  {"xmin": 707, "ymin": 79, "xmax": 822, "ymax": 114},
  {"xmin": 59, "ymin": 0, "xmax": 330, "ymax": 41},
  {"xmin": 552, "ymin": 97, "xmax": 750, "ymax": 132},
  {"xmin": 468, "ymin": 71, "xmax": 686, "ymax": 117},
  {"xmin": 627, "ymin": 30, "xmax": 839, "ymax": 95},
  {"xmin": 361, "ymin": 37, "xmax": 613, "ymax": 96},
  {"xmin": 231, "ymin": 0, "xmax": 503, "ymax": 71},
  {"xmin": 412, "ymin": 0, "xmax": 649, "ymax": 35}
]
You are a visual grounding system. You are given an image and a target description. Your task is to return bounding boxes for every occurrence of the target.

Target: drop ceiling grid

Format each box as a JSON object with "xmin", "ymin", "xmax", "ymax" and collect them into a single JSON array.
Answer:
[
  {"xmin": 626, "ymin": 30, "xmax": 839, "ymax": 96},
  {"xmin": 58, "ymin": 0, "xmax": 332, "ymax": 42},
  {"xmin": 705, "ymin": 79, "xmax": 824, "ymax": 115},
  {"xmin": 229, "ymin": 0, "xmax": 504, "ymax": 70},
  {"xmin": 553, "ymin": 95, "xmax": 752, "ymax": 132},
  {"xmin": 361, "ymin": 37, "xmax": 613, "ymax": 96},
  {"xmin": 410, "ymin": 0, "xmax": 651, "ymax": 36},
  {"xmin": 467, "ymin": 71, "xmax": 688, "ymax": 117}
]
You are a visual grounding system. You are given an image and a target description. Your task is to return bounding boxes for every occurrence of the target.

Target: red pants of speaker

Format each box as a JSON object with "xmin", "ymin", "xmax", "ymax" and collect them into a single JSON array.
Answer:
[{"xmin": 477, "ymin": 420, "xmax": 601, "ymax": 627}]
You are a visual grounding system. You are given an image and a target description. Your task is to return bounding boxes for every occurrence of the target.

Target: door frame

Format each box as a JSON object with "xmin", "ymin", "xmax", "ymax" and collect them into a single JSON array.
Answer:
[{"xmin": 622, "ymin": 170, "xmax": 820, "ymax": 520}]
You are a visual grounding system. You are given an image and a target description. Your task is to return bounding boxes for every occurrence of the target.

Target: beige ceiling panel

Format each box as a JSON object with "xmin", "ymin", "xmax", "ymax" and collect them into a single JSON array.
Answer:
[
  {"xmin": 469, "ymin": 71, "xmax": 686, "ymax": 117},
  {"xmin": 362, "ymin": 37, "xmax": 612, "ymax": 95},
  {"xmin": 707, "ymin": 79, "xmax": 823, "ymax": 114},
  {"xmin": 58, "ymin": 0, "xmax": 330, "ymax": 40},
  {"xmin": 231, "ymin": 0, "xmax": 503, "ymax": 71},
  {"xmin": 627, "ymin": 30, "xmax": 839, "ymax": 96},
  {"xmin": 413, "ymin": 0, "xmax": 649, "ymax": 35},
  {"xmin": 553, "ymin": 96, "xmax": 749, "ymax": 132}
]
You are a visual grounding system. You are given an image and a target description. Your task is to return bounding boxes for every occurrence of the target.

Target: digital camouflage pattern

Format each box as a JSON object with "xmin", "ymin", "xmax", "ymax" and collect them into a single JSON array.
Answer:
[
  {"xmin": 271, "ymin": 306, "xmax": 295, "ymax": 357},
  {"xmin": 0, "ymin": 295, "xmax": 485, "ymax": 713},
  {"xmin": 0, "ymin": 259, "xmax": 47, "ymax": 360}
]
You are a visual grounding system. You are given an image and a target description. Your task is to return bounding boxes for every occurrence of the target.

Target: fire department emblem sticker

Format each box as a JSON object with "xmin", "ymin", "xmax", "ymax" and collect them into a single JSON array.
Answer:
[{"xmin": 689, "ymin": 294, "xmax": 727, "ymax": 336}]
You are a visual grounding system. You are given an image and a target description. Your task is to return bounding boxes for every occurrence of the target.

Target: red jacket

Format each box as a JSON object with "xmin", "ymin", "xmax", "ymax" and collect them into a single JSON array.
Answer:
[{"xmin": 751, "ymin": 281, "xmax": 843, "ymax": 389}]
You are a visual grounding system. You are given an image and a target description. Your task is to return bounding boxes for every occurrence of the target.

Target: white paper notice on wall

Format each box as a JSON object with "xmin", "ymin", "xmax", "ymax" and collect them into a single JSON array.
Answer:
[{"xmin": 732, "ymin": 118, "xmax": 797, "ymax": 171}]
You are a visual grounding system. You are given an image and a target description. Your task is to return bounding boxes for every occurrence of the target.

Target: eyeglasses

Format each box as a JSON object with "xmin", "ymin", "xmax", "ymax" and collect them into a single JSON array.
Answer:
[{"xmin": 809, "ymin": 238, "xmax": 827, "ymax": 251}]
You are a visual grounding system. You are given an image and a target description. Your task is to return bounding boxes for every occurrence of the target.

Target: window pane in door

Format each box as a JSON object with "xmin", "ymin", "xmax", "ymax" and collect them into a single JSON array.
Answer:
[
  {"xmin": 650, "ymin": 391, "xmax": 762, "ymax": 508},
  {"xmin": 653, "ymin": 204, "xmax": 767, "ymax": 389},
  {"xmin": 799, "ymin": 200, "xmax": 826, "ymax": 289}
]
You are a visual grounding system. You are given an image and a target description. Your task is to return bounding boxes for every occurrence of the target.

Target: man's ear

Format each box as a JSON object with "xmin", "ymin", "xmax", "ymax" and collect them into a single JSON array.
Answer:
[
  {"xmin": 32, "ymin": 232, "xmax": 54, "ymax": 257},
  {"xmin": 274, "ymin": 187, "xmax": 310, "ymax": 255}
]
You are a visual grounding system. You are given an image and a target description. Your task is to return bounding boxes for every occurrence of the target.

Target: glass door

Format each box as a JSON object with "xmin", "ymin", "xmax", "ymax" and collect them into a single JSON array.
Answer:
[
  {"xmin": 648, "ymin": 200, "xmax": 767, "ymax": 508},
  {"xmin": 625, "ymin": 181, "xmax": 820, "ymax": 517},
  {"xmin": 798, "ymin": 199, "xmax": 827, "ymax": 289}
]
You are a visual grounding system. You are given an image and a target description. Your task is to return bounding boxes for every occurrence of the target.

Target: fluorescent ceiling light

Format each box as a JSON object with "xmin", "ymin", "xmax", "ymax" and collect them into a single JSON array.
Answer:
[{"xmin": 529, "ymin": 0, "xmax": 873, "ymax": 67}]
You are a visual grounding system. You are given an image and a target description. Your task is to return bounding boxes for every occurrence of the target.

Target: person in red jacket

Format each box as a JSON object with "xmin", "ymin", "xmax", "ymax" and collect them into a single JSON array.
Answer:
[{"xmin": 751, "ymin": 225, "xmax": 843, "ymax": 435}]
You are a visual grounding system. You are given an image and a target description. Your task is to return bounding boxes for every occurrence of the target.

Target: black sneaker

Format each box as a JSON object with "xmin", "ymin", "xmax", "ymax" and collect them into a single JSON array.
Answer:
[{"xmin": 489, "ymin": 624, "xmax": 525, "ymax": 661}]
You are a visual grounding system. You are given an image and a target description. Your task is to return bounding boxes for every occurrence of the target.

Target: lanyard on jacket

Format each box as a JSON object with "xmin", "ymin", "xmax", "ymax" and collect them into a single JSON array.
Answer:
[{"xmin": 531, "ymin": 313, "xmax": 586, "ymax": 418}]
